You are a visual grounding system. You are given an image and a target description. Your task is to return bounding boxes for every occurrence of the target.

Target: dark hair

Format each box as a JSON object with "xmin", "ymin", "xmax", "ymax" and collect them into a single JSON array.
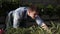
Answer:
[{"xmin": 28, "ymin": 5, "xmax": 37, "ymax": 12}]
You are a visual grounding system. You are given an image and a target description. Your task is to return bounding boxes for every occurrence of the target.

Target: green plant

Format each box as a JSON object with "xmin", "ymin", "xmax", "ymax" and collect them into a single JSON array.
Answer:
[{"xmin": 6, "ymin": 21, "xmax": 60, "ymax": 34}]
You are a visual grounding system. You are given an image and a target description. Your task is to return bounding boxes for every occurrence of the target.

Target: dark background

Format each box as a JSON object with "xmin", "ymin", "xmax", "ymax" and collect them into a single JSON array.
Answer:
[{"xmin": 0, "ymin": 0, "xmax": 60, "ymax": 29}]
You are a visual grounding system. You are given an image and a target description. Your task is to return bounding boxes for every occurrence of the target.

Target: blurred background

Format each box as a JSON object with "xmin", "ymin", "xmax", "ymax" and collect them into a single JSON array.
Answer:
[{"xmin": 0, "ymin": 0, "xmax": 60, "ymax": 29}]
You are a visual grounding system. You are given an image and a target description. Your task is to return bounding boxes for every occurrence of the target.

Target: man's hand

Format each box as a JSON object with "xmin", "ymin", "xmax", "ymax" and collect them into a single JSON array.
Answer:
[
  {"xmin": 41, "ymin": 23, "xmax": 51, "ymax": 33},
  {"xmin": 41, "ymin": 23, "xmax": 48, "ymax": 30}
]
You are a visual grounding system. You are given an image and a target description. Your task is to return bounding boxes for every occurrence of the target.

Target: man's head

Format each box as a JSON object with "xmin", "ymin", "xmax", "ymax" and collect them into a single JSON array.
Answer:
[{"xmin": 27, "ymin": 5, "xmax": 38, "ymax": 19}]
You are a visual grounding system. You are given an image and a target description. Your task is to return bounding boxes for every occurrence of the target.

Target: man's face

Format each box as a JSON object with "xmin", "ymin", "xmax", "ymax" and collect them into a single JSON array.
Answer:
[{"xmin": 28, "ymin": 10, "xmax": 38, "ymax": 19}]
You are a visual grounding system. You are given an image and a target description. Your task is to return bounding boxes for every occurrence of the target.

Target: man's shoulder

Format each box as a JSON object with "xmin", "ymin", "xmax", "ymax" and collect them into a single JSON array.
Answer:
[
  {"xmin": 15, "ymin": 7, "xmax": 27, "ymax": 12},
  {"xmin": 15, "ymin": 7, "xmax": 28, "ymax": 11}
]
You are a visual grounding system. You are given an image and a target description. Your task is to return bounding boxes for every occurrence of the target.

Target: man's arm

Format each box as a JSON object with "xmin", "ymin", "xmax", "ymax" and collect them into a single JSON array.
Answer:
[{"xmin": 35, "ymin": 16, "xmax": 49, "ymax": 31}]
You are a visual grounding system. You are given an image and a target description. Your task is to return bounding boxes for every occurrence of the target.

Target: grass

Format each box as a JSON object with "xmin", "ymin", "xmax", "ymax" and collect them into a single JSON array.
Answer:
[{"xmin": 6, "ymin": 21, "xmax": 60, "ymax": 34}]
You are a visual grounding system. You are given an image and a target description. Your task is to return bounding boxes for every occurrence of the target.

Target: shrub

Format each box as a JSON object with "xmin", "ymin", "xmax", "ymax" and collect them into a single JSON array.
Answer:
[{"xmin": 6, "ymin": 21, "xmax": 60, "ymax": 34}]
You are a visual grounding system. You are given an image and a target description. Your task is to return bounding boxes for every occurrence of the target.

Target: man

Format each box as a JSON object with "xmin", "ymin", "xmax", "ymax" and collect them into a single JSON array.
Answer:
[{"xmin": 6, "ymin": 5, "xmax": 49, "ymax": 31}]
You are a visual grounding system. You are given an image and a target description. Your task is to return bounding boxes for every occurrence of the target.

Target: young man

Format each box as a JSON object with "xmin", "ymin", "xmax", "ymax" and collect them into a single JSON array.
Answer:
[{"xmin": 6, "ymin": 5, "xmax": 49, "ymax": 31}]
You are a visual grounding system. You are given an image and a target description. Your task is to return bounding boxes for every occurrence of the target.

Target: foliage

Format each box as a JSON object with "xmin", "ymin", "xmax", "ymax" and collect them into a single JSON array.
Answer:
[{"xmin": 6, "ymin": 21, "xmax": 60, "ymax": 34}]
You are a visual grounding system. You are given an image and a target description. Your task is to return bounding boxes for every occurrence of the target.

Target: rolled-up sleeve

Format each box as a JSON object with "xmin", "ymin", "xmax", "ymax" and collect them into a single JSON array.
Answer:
[{"xmin": 35, "ymin": 16, "xmax": 44, "ymax": 26}]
